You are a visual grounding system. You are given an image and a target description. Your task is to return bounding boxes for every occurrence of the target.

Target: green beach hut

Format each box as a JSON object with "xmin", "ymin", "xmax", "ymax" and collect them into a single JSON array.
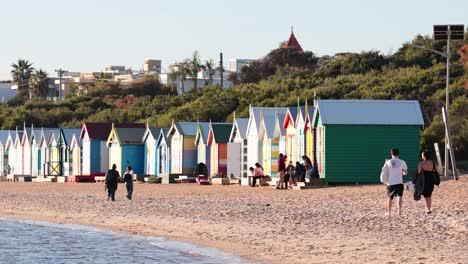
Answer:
[{"xmin": 312, "ymin": 100, "xmax": 424, "ymax": 183}]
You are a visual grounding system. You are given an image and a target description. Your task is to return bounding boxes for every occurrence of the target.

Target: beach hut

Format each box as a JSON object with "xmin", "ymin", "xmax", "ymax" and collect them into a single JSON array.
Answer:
[
  {"xmin": 246, "ymin": 106, "xmax": 287, "ymax": 170},
  {"xmin": 195, "ymin": 122, "xmax": 211, "ymax": 174},
  {"xmin": 207, "ymin": 123, "xmax": 232, "ymax": 177},
  {"xmin": 228, "ymin": 115, "xmax": 249, "ymax": 178},
  {"xmin": 156, "ymin": 128, "xmax": 170, "ymax": 175},
  {"xmin": 5, "ymin": 131, "xmax": 15, "ymax": 175},
  {"xmin": 80, "ymin": 122, "xmax": 145, "ymax": 176},
  {"xmin": 167, "ymin": 121, "xmax": 203, "ymax": 174},
  {"xmin": 60, "ymin": 128, "xmax": 82, "ymax": 176},
  {"xmin": 312, "ymin": 100, "xmax": 424, "ymax": 183},
  {"xmin": 259, "ymin": 109, "xmax": 288, "ymax": 177},
  {"xmin": 14, "ymin": 128, "xmax": 24, "ymax": 176},
  {"xmin": 283, "ymin": 105, "xmax": 306, "ymax": 164},
  {"xmin": 142, "ymin": 126, "xmax": 164, "ymax": 176},
  {"xmin": 69, "ymin": 133, "xmax": 81, "ymax": 176},
  {"xmin": 21, "ymin": 126, "xmax": 33, "ymax": 176},
  {"xmin": 304, "ymin": 102, "xmax": 316, "ymax": 164},
  {"xmin": 30, "ymin": 128, "xmax": 57, "ymax": 176},
  {"xmin": 0, "ymin": 130, "xmax": 10, "ymax": 175},
  {"xmin": 38, "ymin": 128, "xmax": 58, "ymax": 176},
  {"xmin": 46, "ymin": 130, "xmax": 62, "ymax": 175},
  {"xmin": 295, "ymin": 106, "xmax": 306, "ymax": 162},
  {"xmin": 106, "ymin": 125, "xmax": 146, "ymax": 176}
]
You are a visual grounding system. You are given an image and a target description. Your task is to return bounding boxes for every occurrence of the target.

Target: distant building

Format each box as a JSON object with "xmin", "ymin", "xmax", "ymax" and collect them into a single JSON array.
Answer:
[
  {"xmin": 0, "ymin": 83, "xmax": 16, "ymax": 103},
  {"xmin": 282, "ymin": 29, "xmax": 303, "ymax": 53},
  {"xmin": 229, "ymin": 59, "xmax": 255, "ymax": 73},
  {"xmin": 104, "ymin": 65, "xmax": 127, "ymax": 74},
  {"xmin": 143, "ymin": 59, "xmax": 162, "ymax": 74}
]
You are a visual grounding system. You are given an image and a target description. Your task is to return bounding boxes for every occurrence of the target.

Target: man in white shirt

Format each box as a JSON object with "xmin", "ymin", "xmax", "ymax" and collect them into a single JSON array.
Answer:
[{"xmin": 384, "ymin": 147, "xmax": 408, "ymax": 215}]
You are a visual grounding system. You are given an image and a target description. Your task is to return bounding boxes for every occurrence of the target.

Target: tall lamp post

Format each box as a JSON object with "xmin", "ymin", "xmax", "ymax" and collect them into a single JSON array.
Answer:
[{"xmin": 409, "ymin": 24, "xmax": 464, "ymax": 178}]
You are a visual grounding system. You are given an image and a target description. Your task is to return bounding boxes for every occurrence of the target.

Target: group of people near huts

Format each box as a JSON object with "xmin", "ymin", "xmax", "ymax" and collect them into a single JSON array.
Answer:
[
  {"xmin": 381, "ymin": 147, "xmax": 441, "ymax": 216},
  {"xmin": 249, "ymin": 153, "xmax": 319, "ymax": 189},
  {"xmin": 104, "ymin": 164, "xmax": 135, "ymax": 202}
]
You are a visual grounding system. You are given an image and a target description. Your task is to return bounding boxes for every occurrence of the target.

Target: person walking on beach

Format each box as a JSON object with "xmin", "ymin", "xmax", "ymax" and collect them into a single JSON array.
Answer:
[
  {"xmin": 123, "ymin": 166, "xmax": 134, "ymax": 200},
  {"xmin": 383, "ymin": 147, "xmax": 408, "ymax": 215},
  {"xmin": 276, "ymin": 153, "xmax": 287, "ymax": 190},
  {"xmin": 415, "ymin": 149, "xmax": 441, "ymax": 214},
  {"xmin": 105, "ymin": 164, "xmax": 120, "ymax": 202},
  {"xmin": 251, "ymin": 163, "xmax": 265, "ymax": 187}
]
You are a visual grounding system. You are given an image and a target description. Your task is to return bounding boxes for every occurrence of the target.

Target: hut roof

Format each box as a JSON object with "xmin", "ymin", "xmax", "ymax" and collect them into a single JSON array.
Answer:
[
  {"xmin": 209, "ymin": 123, "xmax": 232, "ymax": 144},
  {"xmin": 113, "ymin": 127, "xmax": 146, "ymax": 144},
  {"xmin": 0, "ymin": 130, "xmax": 10, "ymax": 145},
  {"xmin": 81, "ymin": 122, "xmax": 145, "ymax": 140},
  {"xmin": 315, "ymin": 100, "xmax": 424, "ymax": 126},
  {"xmin": 61, "ymin": 128, "xmax": 82, "ymax": 146}
]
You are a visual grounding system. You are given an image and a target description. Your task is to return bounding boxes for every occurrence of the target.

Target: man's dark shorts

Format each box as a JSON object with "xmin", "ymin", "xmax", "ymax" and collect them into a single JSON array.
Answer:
[{"xmin": 387, "ymin": 184, "xmax": 404, "ymax": 199}]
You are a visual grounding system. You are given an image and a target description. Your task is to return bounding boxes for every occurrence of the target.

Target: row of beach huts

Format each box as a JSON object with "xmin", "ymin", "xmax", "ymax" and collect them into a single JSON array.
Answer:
[{"xmin": 0, "ymin": 100, "xmax": 424, "ymax": 184}]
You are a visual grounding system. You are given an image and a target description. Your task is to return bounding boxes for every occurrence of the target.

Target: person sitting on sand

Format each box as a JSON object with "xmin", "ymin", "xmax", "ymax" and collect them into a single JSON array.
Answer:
[
  {"xmin": 105, "ymin": 164, "xmax": 121, "ymax": 202},
  {"xmin": 295, "ymin": 162, "xmax": 306, "ymax": 183},
  {"xmin": 285, "ymin": 161, "xmax": 295, "ymax": 189},
  {"xmin": 384, "ymin": 147, "xmax": 408, "ymax": 215},
  {"xmin": 251, "ymin": 163, "xmax": 265, "ymax": 187},
  {"xmin": 415, "ymin": 149, "xmax": 441, "ymax": 214}
]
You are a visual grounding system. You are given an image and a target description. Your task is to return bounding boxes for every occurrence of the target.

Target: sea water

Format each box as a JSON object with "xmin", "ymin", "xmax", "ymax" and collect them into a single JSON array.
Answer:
[{"xmin": 0, "ymin": 217, "xmax": 250, "ymax": 264}]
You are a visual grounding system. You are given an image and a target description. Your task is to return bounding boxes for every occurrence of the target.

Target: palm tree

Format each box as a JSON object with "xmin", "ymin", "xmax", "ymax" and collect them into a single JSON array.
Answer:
[
  {"xmin": 11, "ymin": 59, "xmax": 34, "ymax": 97},
  {"xmin": 29, "ymin": 69, "xmax": 49, "ymax": 99},
  {"xmin": 184, "ymin": 50, "xmax": 203, "ymax": 90},
  {"xmin": 168, "ymin": 62, "xmax": 188, "ymax": 94},
  {"xmin": 204, "ymin": 59, "xmax": 216, "ymax": 85}
]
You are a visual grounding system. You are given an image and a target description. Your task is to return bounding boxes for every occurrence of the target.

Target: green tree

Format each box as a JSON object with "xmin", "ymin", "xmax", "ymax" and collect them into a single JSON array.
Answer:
[
  {"xmin": 184, "ymin": 50, "xmax": 203, "ymax": 90},
  {"xmin": 29, "ymin": 69, "xmax": 49, "ymax": 99},
  {"xmin": 11, "ymin": 59, "xmax": 34, "ymax": 98}
]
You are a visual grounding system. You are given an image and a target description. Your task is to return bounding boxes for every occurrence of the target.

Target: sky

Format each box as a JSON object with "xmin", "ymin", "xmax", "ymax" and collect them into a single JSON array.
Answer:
[{"xmin": 1, "ymin": 0, "xmax": 467, "ymax": 80}]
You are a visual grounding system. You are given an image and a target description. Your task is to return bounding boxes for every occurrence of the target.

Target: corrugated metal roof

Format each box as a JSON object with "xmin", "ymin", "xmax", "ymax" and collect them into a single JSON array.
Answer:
[
  {"xmin": 236, "ymin": 118, "xmax": 249, "ymax": 139},
  {"xmin": 210, "ymin": 123, "xmax": 232, "ymax": 143},
  {"xmin": 81, "ymin": 122, "xmax": 145, "ymax": 140},
  {"xmin": 316, "ymin": 100, "xmax": 424, "ymax": 125},
  {"xmin": 262, "ymin": 109, "xmax": 288, "ymax": 138},
  {"xmin": 175, "ymin": 122, "xmax": 205, "ymax": 136},
  {"xmin": 250, "ymin": 107, "xmax": 288, "ymax": 133},
  {"xmin": 114, "ymin": 127, "xmax": 146, "ymax": 144},
  {"xmin": 62, "ymin": 128, "xmax": 82, "ymax": 146},
  {"xmin": 0, "ymin": 130, "xmax": 10, "ymax": 145},
  {"xmin": 198, "ymin": 123, "xmax": 211, "ymax": 143}
]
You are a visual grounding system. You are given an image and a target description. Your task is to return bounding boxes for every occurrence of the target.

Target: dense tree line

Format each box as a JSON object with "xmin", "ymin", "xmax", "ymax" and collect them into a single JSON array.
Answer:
[{"xmin": 2, "ymin": 34, "xmax": 467, "ymax": 159}]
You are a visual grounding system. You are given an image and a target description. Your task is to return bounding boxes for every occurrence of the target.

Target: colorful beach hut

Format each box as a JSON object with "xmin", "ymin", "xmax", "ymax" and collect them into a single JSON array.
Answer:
[
  {"xmin": 69, "ymin": 133, "xmax": 81, "ymax": 176},
  {"xmin": 195, "ymin": 122, "xmax": 211, "ymax": 175},
  {"xmin": 167, "ymin": 121, "xmax": 202, "ymax": 174},
  {"xmin": 246, "ymin": 106, "xmax": 287, "ymax": 170},
  {"xmin": 5, "ymin": 131, "xmax": 15, "ymax": 175},
  {"xmin": 228, "ymin": 115, "xmax": 249, "ymax": 178},
  {"xmin": 107, "ymin": 125, "xmax": 146, "ymax": 176},
  {"xmin": 312, "ymin": 100, "xmax": 424, "ymax": 183},
  {"xmin": 207, "ymin": 123, "xmax": 232, "ymax": 177},
  {"xmin": 38, "ymin": 128, "xmax": 58, "ymax": 176},
  {"xmin": 29, "ymin": 127, "xmax": 57, "ymax": 176},
  {"xmin": 80, "ymin": 122, "xmax": 145, "ymax": 176},
  {"xmin": 304, "ymin": 102, "xmax": 316, "ymax": 164},
  {"xmin": 156, "ymin": 128, "xmax": 170, "ymax": 175},
  {"xmin": 0, "ymin": 131, "xmax": 10, "ymax": 175},
  {"xmin": 259, "ymin": 109, "xmax": 288, "ymax": 177},
  {"xmin": 60, "ymin": 128, "xmax": 82, "ymax": 176},
  {"xmin": 13, "ymin": 128, "xmax": 24, "ymax": 176},
  {"xmin": 143, "ymin": 126, "xmax": 163, "ymax": 176}
]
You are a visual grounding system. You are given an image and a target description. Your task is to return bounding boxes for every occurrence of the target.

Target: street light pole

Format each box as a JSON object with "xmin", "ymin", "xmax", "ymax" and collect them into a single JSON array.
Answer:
[{"xmin": 444, "ymin": 27, "xmax": 451, "ymax": 178}]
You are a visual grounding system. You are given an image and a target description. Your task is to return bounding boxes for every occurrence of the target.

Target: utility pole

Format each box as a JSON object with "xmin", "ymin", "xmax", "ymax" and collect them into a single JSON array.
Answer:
[
  {"xmin": 219, "ymin": 52, "xmax": 224, "ymax": 89},
  {"xmin": 444, "ymin": 27, "xmax": 451, "ymax": 178},
  {"xmin": 55, "ymin": 69, "xmax": 67, "ymax": 100}
]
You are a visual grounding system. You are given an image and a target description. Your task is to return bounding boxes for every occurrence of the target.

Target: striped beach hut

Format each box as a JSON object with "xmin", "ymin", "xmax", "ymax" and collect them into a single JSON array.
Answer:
[
  {"xmin": 107, "ymin": 125, "xmax": 146, "ymax": 176},
  {"xmin": 259, "ymin": 109, "xmax": 288, "ymax": 177},
  {"xmin": 283, "ymin": 106, "xmax": 303, "ymax": 164},
  {"xmin": 69, "ymin": 133, "xmax": 81, "ymax": 176},
  {"xmin": 246, "ymin": 106, "xmax": 287, "ymax": 170},
  {"xmin": 143, "ymin": 126, "xmax": 163, "ymax": 176},
  {"xmin": 295, "ymin": 106, "xmax": 306, "ymax": 163},
  {"xmin": 61, "ymin": 128, "xmax": 82, "ymax": 176},
  {"xmin": 228, "ymin": 115, "xmax": 249, "ymax": 178},
  {"xmin": 304, "ymin": 102, "xmax": 316, "ymax": 164},
  {"xmin": 167, "ymin": 121, "xmax": 202, "ymax": 174},
  {"xmin": 195, "ymin": 122, "xmax": 211, "ymax": 174},
  {"xmin": 312, "ymin": 100, "xmax": 424, "ymax": 183},
  {"xmin": 0, "ymin": 131, "xmax": 10, "ymax": 175},
  {"xmin": 207, "ymin": 123, "xmax": 232, "ymax": 177},
  {"xmin": 156, "ymin": 128, "xmax": 170, "ymax": 175},
  {"xmin": 80, "ymin": 122, "xmax": 145, "ymax": 176}
]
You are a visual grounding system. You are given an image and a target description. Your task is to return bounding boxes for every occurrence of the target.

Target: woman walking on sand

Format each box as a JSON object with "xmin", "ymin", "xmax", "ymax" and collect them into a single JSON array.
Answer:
[
  {"xmin": 123, "ymin": 166, "xmax": 134, "ymax": 200},
  {"xmin": 415, "ymin": 149, "xmax": 441, "ymax": 214}
]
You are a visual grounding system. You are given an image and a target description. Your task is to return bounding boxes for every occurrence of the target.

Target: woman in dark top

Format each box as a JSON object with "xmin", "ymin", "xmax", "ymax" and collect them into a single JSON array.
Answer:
[
  {"xmin": 124, "ymin": 166, "xmax": 134, "ymax": 200},
  {"xmin": 417, "ymin": 149, "xmax": 440, "ymax": 214}
]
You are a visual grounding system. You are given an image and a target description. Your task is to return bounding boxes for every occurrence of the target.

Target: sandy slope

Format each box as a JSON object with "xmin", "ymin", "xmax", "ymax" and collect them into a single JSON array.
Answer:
[{"xmin": 0, "ymin": 176, "xmax": 466, "ymax": 264}]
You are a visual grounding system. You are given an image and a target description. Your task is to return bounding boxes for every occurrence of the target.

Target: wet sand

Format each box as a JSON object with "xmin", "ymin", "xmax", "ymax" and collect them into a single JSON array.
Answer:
[{"xmin": 0, "ymin": 176, "xmax": 467, "ymax": 264}]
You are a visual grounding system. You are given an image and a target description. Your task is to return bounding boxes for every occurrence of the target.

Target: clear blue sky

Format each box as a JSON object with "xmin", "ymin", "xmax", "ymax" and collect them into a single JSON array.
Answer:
[{"xmin": 1, "ymin": 0, "xmax": 467, "ymax": 80}]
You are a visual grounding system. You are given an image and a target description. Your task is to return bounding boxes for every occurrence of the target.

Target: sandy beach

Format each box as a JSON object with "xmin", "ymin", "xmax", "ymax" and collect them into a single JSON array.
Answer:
[{"xmin": 0, "ymin": 177, "xmax": 466, "ymax": 264}]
